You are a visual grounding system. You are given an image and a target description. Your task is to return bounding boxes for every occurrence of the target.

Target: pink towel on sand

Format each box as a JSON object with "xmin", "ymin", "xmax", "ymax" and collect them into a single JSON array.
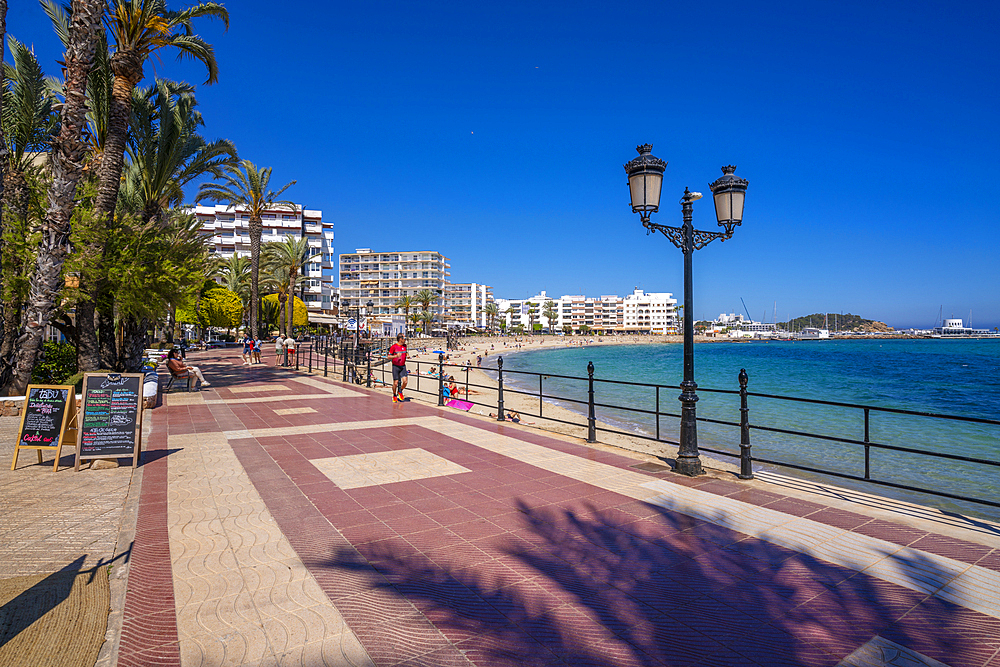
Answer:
[{"xmin": 446, "ymin": 399, "xmax": 474, "ymax": 411}]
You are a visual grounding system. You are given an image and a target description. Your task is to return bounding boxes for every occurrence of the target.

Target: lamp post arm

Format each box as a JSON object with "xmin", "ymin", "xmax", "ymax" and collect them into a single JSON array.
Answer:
[{"xmin": 644, "ymin": 221, "xmax": 732, "ymax": 252}]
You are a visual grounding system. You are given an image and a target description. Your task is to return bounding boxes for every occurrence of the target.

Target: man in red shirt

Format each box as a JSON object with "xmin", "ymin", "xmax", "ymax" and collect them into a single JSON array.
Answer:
[{"xmin": 389, "ymin": 334, "xmax": 409, "ymax": 402}]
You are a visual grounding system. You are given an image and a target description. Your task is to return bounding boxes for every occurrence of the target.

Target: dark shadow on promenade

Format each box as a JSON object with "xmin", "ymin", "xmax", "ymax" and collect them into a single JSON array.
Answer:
[{"xmin": 326, "ymin": 499, "xmax": 998, "ymax": 667}]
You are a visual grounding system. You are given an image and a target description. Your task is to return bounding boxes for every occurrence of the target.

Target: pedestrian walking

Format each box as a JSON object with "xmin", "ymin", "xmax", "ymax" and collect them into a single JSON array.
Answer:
[
  {"xmin": 389, "ymin": 334, "xmax": 409, "ymax": 402},
  {"xmin": 284, "ymin": 334, "xmax": 297, "ymax": 366},
  {"xmin": 274, "ymin": 334, "xmax": 285, "ymax": 365},
  {"xmin": 253, "ymin": 336, "xmax": 263, "ymax": 364},
  {"xmin": 241, "ymin": 331, "xmax": 254, "ymax": 365}
]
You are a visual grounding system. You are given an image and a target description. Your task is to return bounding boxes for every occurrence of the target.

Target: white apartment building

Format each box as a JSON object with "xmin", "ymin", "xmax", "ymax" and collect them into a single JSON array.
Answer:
[
  {"xmin": 712, "ymin": 313, "xmax": 777, "ymax": 335},
  {"xmin": 621, "ymin": 289, "xmax": 678, "ymax": 333},
  {"xmin": 496, "ymin": 289, "xmax": 677, "ymax": 334},
  {"xmin": 444, "ymin": 283, "xmax": 493, "ymax": 329},
  {"xmin": 194, "ymin": 204, "xmax": 337, "ymax": 314},
  {"xmin": 339, "ymin": 249, "xmax": 451, "ymax": 321}
]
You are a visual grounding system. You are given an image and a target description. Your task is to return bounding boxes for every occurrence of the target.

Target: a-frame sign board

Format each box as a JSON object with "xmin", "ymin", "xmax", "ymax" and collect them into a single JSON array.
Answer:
[
  {"xmin": 75, "ymin": 373, "xmax": 144, "ymax": 471},
  {"xmin": 11, "ymin": 385, "xmax": 78, "ymax": 472}
]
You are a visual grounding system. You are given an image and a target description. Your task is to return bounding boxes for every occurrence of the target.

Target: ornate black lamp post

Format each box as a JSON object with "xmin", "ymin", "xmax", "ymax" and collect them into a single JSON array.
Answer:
[{"xmin": 624, "ymin": 144, "xmax": 748, "ymax": 475}]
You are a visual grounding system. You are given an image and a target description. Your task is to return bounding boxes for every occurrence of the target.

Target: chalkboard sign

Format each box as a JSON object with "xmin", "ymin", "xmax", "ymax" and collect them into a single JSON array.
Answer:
[
  {"xmin": 75, "ymin": 373, "xmax": 144, "ymax": 470},
  {"xmin": 11, "ymin": 385, "xmax": 77, "ymax": 472}
]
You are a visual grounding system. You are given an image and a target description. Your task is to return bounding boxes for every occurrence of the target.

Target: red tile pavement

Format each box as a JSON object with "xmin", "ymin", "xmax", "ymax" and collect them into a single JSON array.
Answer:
[{"xmin": 115, "ymin": 348, "xmax": 1000, "ymax": 667}]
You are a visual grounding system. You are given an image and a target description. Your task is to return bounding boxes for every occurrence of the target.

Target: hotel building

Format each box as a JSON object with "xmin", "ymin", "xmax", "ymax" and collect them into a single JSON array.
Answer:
[
  {"xmin": 338, "ymin": 249, "xmax": 451, "ymax": 320},
  {"xmin": 194, "ymin": 204, "xmax": 337, "ymax": 315},
  {"xmin": 444, "ymin": 283, "xmax": 494, "ymax": 329},
  {"xmin": 496, "ymin": 289, "xmax": 678, "ymax": 334}
]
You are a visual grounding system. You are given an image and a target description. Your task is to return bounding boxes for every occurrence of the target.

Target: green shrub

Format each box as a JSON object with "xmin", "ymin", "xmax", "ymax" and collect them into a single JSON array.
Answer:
[{"xmin": 31, "ymin": 341, "xmax": 78, "ymax": 385}]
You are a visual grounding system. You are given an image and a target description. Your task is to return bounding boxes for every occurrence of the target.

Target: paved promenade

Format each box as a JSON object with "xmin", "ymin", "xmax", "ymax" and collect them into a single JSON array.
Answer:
[{"xmin": 4, "ymin": 347, "xmax": 1000, "ymax": 666}]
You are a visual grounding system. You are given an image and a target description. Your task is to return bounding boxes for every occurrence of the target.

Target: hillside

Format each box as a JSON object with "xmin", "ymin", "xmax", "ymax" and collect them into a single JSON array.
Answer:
[{"xmin": 777, "ymin": 313, "xmax": 894, "ymax": 333}]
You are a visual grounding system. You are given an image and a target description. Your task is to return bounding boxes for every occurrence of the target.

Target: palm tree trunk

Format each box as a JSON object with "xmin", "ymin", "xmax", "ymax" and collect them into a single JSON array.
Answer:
[
  {"xmin": 76, "ymin": 297, "xmax": 100, "ymax": 368},
  {"xmin": 287, "ymin": 270, "xmax": 298, "ymax": 335},
  {"xmin": 0, "ymin": 1, "xmax": 6, "ymax": 252},
  {"xmin": 5, "ymin": 0, "xmax": 105, "ymax": 396},
  {"xmin": 119, "ymin": 316, "xmax": 148, "ymax": 372},
  {"xmin": 249, "ymin": 216, "xmax": 262, "ymax": 337}
]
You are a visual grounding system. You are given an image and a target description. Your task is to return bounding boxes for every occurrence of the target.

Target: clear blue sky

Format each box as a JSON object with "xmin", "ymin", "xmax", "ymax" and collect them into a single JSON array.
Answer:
[{"xmin": 8, "ymin": 0, "xmax": 1000, "ymax": 329}]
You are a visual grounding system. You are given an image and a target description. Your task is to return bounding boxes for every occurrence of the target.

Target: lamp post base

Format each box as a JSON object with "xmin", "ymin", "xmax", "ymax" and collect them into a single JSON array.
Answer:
[{"xmin": 674, "ymin": 455, "xmax": 704, "ymax": 477}]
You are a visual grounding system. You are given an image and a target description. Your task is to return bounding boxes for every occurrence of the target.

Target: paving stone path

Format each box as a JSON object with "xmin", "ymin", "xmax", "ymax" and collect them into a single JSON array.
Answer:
[{"xmin": 6, "ymin": 347, "xmax": 1000, "ymax": 666}]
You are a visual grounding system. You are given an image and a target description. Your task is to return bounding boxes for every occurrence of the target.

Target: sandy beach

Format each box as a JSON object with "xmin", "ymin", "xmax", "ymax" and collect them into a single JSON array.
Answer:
[{"xmin": 376, "ymin": 334, "xmax": 739, "ymax": 474}]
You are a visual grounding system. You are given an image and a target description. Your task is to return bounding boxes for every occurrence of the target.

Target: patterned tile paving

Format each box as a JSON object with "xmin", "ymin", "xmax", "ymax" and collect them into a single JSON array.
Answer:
[
  {"xmin": 311, "ymin": 448, "xmax": 472, "ymax": 489},
  {"xmin": 112, "ymin": 349, "xmax": 1000, "ymax": 667}
]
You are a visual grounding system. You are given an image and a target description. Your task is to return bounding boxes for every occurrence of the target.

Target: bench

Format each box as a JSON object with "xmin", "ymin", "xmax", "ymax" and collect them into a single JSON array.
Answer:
[{"xmin": 165, "ymin": 366, "xmax": 195, "ymax": 392}]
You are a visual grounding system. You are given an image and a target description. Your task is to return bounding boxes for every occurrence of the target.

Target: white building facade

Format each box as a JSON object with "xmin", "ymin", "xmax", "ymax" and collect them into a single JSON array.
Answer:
[
  {"xmin": 444, "ymin": 283, "xmax": 493, "ymax": 329},
  {"xmin": 194, "ymin": 204, "xmax": 337, "ymax": 314},
  {"xmin": 338, "ymin": 249, "xmax": 451, "ymax": 320},
  {"xmin": 496, "ymin": 289, "xmax": 677, "ymax": 334}
]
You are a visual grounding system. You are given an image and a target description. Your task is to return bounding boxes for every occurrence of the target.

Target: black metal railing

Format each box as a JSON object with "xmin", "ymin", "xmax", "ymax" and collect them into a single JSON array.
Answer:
[{"xmin": 292, "ymin": 342, "xmax": 1000, "ymax": 511}]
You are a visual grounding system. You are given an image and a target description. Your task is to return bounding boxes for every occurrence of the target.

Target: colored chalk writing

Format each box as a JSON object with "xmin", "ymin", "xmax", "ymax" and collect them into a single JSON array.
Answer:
[{"xmin": 76, "ymin": 373, "xmax": 143, "ymax": 467}]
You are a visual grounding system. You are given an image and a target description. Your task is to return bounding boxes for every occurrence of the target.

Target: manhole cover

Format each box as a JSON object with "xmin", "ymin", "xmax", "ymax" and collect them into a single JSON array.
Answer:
[{"xmin": 631, "ymin": 462, "xmax": 671, "ymax": 473}]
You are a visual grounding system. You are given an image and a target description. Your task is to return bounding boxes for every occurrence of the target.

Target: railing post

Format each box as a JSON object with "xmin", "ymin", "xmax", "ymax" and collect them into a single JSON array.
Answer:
[
  {"xmin": 366, "ymin": 344, "xmax": 372, "ymax": 388},
  {"xmin": 309, "ymin": 344, "xmax": 313, "ymax": 373},
  {"xmin": 342, "ymin": 343, "xmax": 348, "ymax": 382},
  {"xmin": 655, "ymin": 386, "xmax": 660, "ymax": 441},
  {"xmin": 738, "ymin": 368, "xmax": 753, "ymax": 480},
  {"xmin": 587, "ymin": 361, "xmax": 596, "ymax": 443},
  {"xmin": 324, "ymin": 336, "xmax": 329, "ymax": 377},
  {"xmin": 437, "ymin": 353, "xmax": 445, "ymax": 405},
  {"xmin": 539, "ymin": 375, "xmax": 543, "ymax": 417},
  {"xmin": 295, "ymin": 343, "xmax": 300, "ymax": 370},
  {"xmin": 497, "ymin": 357, "xmax": 505, "ymax": 421},
  {"xmin": 864, "ymin": 408, "xmax": 871, "ymax": 480}
]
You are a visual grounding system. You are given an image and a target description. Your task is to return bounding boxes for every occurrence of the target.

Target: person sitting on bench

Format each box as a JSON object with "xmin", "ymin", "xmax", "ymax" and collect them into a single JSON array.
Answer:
[{"xmin": 167, "ymin": 349, "xmax": 210, "ymax": 388}]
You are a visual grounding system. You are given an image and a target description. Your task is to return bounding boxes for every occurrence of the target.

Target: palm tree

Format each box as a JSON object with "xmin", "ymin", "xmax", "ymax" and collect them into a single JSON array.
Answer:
[
  {"xmin": 394, "ymin": 295, "xmax": 414, "ymax": 336},
  {"xmin": 527, "ymin": 305, "xmax": 538, "ymax": 334},
  {"xmin": 260, "ymin": 264, "xmax": 301, "ymax": 336},
  {"xmin": 197, "ymin": 160, "xmax": 296, "ymax": 338},
  {"xmin": 504, "ymin": 305, "xmax": 517, "ymax": 332},
  {"xmin": 95, "ymin": 0, "xmax": 228, "ymax": 224},
  {"xmin": 2, "ymin": 36, "xmax": 58, "ymax": 221},
  {"xmin": 1, "ymin": 35, "xmax": 58, "ymax": 358},
  {"xmin": 220, "ymin": 253, "xmax": 250, "ymax": 305},
  {"xmin": 121, "ymin": 79, "xmax": 237, "ymax": 225},
  {"xmin": 483, "ymin": 301, "xmax": 500, "ymax": 334},
  {"xmin": 420, "ymin": 311, "xmax": 434, "ymax": 336},
  {"xmin": 6, "ymin": 0, "xmax": 106, "ymax": 395},
  {"xmin": 414, "ymin": 288, "xmax": 438, "ymax": 320},
  {"xmin": 262, "ymin": 235, "xmax": 319, "ymax": 335},
  {"xmin": 542, "ymin": 300, "xmax": 558, "ymax": 335}
]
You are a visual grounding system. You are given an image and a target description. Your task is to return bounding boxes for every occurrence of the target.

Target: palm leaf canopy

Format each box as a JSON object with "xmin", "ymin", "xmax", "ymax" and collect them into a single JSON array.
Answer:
[
  {"xmin": 196, "ymin": 159, "xmax": 296, "ymax": 218},
  {"xmin": 105, "ymin": 0, "xmax": 229, "ymax": 85},
  {"xmin": 2, "ymin": 36, "xmax": 58, "ymax": 173},
  {"xmin": 121, "ymin": 79, "xmax": 237, "ymax": 220}
]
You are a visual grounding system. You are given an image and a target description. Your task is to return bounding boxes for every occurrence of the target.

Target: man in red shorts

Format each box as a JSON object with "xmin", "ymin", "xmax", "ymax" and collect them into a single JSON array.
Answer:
[{"xmin": 389, "ymin": 334, "xmax": 409, "ymax": 402}]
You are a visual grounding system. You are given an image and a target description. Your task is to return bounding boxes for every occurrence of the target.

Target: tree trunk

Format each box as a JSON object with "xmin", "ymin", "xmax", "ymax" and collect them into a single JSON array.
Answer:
[
  {"xmin": 119, "ymin": 316, "xmax": 148, "ymax": 372},
  {"xmin": 5, "ymin": 0, "xmax": 105, "ymax": 396},
  {"xmin": 0, "ymin": 303, "xmax": 19, "ymax": 359},
  {"xmin": 249, "ymin": 215, "xmax": 261, "ymax": 337},
  {"xmin": 287, "ymin": 271, "xmax": 298, "ymax": 336},
  {"xmin": 76, "ymin": 297, "xmax": 100, "ymax": 369},
  {"xmin": 0, "ymin": 0, "xmax": 7, "ymax": 256},
  {"xmin": 98, "ymin": 304, "xmax": 118, "ymax": 370}
]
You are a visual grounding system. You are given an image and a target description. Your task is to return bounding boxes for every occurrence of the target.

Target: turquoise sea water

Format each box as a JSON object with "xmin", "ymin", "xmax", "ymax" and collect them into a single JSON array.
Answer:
[{"xmin": 493, "ymin": 339, "xmax": 1000, "ymax": 520}]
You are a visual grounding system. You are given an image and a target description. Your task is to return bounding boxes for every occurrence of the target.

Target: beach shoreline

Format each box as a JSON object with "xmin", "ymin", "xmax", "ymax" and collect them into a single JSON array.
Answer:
[{"xmin": 391, "ymin": 334, "xmax": 739, "ymax": 474}]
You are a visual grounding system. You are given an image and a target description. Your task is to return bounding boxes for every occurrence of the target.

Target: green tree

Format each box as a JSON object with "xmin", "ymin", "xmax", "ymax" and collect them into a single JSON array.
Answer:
[
  {"xmin": 261, "ymin": 235, "xmax": 319, "ymax": 336},
  {"xmin": 542, "ymin": 300, "xmax": 558, "ymax": 334},
  {"xmin": 526, "ymin": 305, "xmax": 538, "ymax": 334},
  {"xmin": 394, "ymin": 295, "xmax": 414, "ymax": 335},
  {"xmin": 263, "ymin": 293, "xmax": 307, "ymax": 327},
  {"xmin": 414, "ymin": 289, "xmax": 438, "ymax": 319},
  {"xmin": 197, "ymin": 160, "xmax": 295, "ymax": 340},
  {"xmin": 6, "ymin": 0, "xmax": 106, "ymax": 395},
  {"xmin": 219, "ymin": 253, "xmax": 250, "ymax": 305},
  {"xmin": 121, "ymin": 79, "xmax": 237, "ymax": 225},
  {"xmin": 483, "ymin": 301, "xmax": 499, "ymax": 334}
]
